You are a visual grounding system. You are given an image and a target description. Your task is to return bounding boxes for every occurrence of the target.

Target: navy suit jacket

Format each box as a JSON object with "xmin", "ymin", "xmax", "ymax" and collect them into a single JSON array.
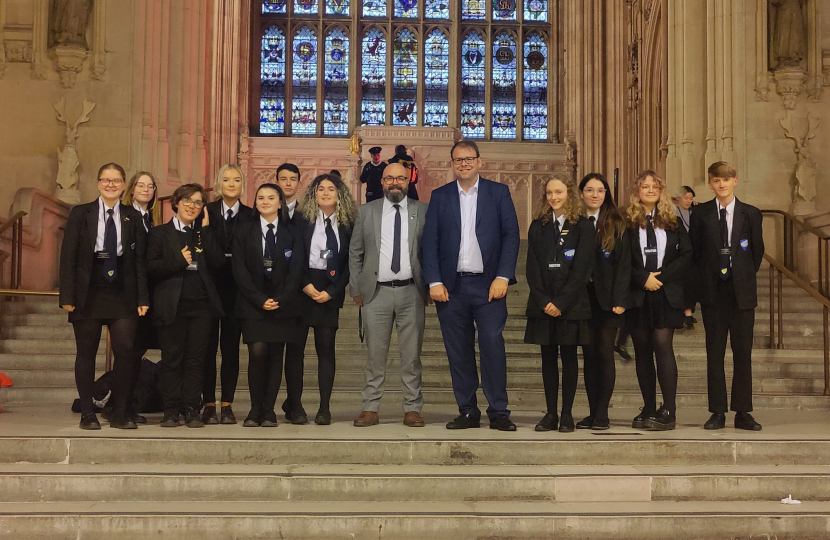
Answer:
[{"xmin": 422, "ymin": 178, "xmax": 520, "ymax": 291}]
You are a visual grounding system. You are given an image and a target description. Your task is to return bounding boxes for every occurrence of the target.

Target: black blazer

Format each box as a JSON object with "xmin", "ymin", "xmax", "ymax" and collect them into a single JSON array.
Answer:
[
  {"xmin": 629, "ymin": 222, "xmax": 692, "ymax": 310},
  {"xmin": 146, "ymin": 220, "xmax": 226, "ymax": 325},
  {"xmin": 59, "ymin": 200, "xmax": 149, "ymax": 317},
  {"xmin": 525, "ymin": 216, "xmax": 595, "ymax": 321},
  {"xmin": 232, "ymin": 219, "xmax": 305, "ymax": 320},
  {"xmin": 591, "ymin": 228, "xmax": 633, "ymax": 311},
  {"xmin": 206, "ymin": 200, "xmax": 256, "ymax": 306},
  {"xmin": 689, "ymin": 198, "xmax": 764, "ymax": 309},
  {"xmin": 297, "ymin": 213, "xmax": 352, "ymax": 308}
]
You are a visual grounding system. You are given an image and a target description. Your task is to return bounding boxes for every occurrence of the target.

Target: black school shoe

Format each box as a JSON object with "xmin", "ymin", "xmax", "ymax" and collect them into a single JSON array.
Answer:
[
  {"xmin": 315, "ymin": 409, "xmax": 332, "ymax": 426},
  {"xmin": 534, "ymin": 412, "xmax": 558, "ymax": 432},
  {"xmin": 202, "ymin": 406, "xmax": 219, "ymax": 425},
  {"xmin": 109, "ymin": 413, "xmax": 137, "ymax": 430},
  {"xmin": 79, "ymin": 413, "xmax": 101, "ymax": 430},
  {"xmin": 184, "ymin": 408, "xmax": 205, "ymax": 428},
  {"xmin": 576, "ymin": 416, "xmax": 594, "ymax": 429},
  {"xmin": 591, "ymin": 417, "xmax": 610, "ymax": 430},
  {"xmin": 490, "ymin": 416, "xmax": 517, "ymax": 432},
  {"xmin": 704, "ymin": 413, "xmax": 726, "ymax": 430},
  {"xmin": 644, "ymin": 407, "xmax": 676, "ymax": 431},
  {"xmin": 243, "ymin": 409, "xmax": 263, "ymax": 427},
  {"xmin": 735, "ymin": 412, "xmax": 762, "ymax": 431},
  {"xmin": 220, "ymin": 405, "xmax": 237, "ymax": 425},
  {"xmin": 632, "ymin": 408, "xmax": 654, "ymax": 429},
  {"xmin": 160, "ymin": 410, "xmax": 180, "ymax": 428},
  {"xmin": 261, "ymin": 410, "xmax": 279, "ymax": 428},
  {"xmin": 558, "ymin": 412, "xmax": 575, "ymax": 433},
  {"xmin": 446, "ymin": 413, "xmax": 481, "ymax": 430}
]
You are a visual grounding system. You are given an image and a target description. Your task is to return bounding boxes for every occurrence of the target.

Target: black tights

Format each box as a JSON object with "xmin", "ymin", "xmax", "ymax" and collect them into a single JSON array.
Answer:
[
  {"xmin": 247, "ymin": 342, "xmax": 286, "ymax": 413},
  {"xmin": 582, "ymin": 326, "xmax": 617, "ymax": 421},
  {"xmin": 284, "ymin": 326, "xmax": 338, "ymax": 413},
  {"xmin": 541, "ymin": 344, "xmax": 579, "ymax": 415},
  {"xmin": 630, "ymin": 327, "xmax": 678, "ymax": 413}
]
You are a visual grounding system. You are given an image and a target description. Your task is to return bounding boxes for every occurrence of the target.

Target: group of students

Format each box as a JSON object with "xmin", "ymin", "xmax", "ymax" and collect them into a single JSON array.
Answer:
[{"xmin": 60, "ymin": 161, "xmax": 355, "ymax": 429}]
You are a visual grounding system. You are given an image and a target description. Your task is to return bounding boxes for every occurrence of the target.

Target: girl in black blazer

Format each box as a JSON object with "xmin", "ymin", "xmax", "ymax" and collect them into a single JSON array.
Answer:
[
  {"xmin": 59, "ymin": 163, "xmax": 149, "ymax": 430},
  {"xmin": 625, "ymin": 171, "xmax": 692, "ymax": 431},
  {"xmin": 232, "ymin": 184, "xmax": 304, "ymax": 427},
  {"xmin": 202, "ymin": 164, "xmax": 255, "ymax": 426},
  {"xmin": 525, "ymin": 174, "xmax": 595, "ymax": 433},
  {"xmin": 147, "ymin": 184, "xmax": 225, "ymax": 428},
  {"xmin": 577, "ymin": 173, "xmax": 632, "ymax": 430},
  {"xmin": 285, "ymin": 173, "xmax": 355, "ymax": 425}
]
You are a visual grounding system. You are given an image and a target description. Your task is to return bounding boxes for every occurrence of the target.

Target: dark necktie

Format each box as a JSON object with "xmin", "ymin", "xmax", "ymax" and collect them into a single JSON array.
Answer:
[
  {"xmin": 143, "ymin": 212, "xmax": 153, "ymax": 231},
  {"xmin": 104, "ymin": 208, "xmax": 117, "ymax": 281},
  {"xmin": 226, "ymin": 209, "xmax": 233, "ymax": 221},
  {"xmin": 265, "ymin": 223, "xmax": 276, "ymax": 274},
  {"xmin": 645, "ymin": 215, "xmax": 658, "ymax": 272},
  {"xmin": 325, "ymin": 217, "xmax": 339, "ymax": 282},
  {"xmin": 589, "ymin": 215, "xmax": 596, "ymax": 229},
  {"xmin": 719, "ymin": 207, "xmax": 731, "ymax": 280},
  {"xmin": 391, "ymin": 204, "xmax": 401, "ymax": 274}
]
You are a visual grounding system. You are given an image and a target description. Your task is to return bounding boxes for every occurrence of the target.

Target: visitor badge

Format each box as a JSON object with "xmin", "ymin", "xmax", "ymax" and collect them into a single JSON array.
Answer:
[
  {"xmin": 719, "ymin": 248, "xmax": 732, "ymax": 255},
  {"xmin": 740, "ymin": 239, "xmax": 749, "ymax": 251},
  {"xmin": 96, "ymin": 251, "xmax": 110, "ymax": 260},
  {"xmin": 644, "ymin": 248, "xmax": 657, "ymax": 255},
  {"xmin": 225, "ymin": 252, "xmax": 233, "ymax": 258},
  {"xmin": 320, "ymin": 249, "xmax": 333, "ymax": 260},
  {"xmin": 549, "ymin": 263, "xmax": 561, "ymax": 269},
  {"xmin": 284, "ymin": 249, "xmax": 293, "ymax": 260},
  {"xmin": 264, "ymin": 258, "xmax": 274, "ymax": 269},
  {"xmin": 564, "ymin": 249, "xmax": 575, "ymax": 261},
  {"xmin": 187, "ymin": 262, "xmax": 198, "ymax": 271}
]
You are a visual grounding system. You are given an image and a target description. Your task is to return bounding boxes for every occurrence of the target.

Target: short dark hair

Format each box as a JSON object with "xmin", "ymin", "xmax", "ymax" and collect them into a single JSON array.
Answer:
[
  {"xmin": 170, "ymin": 183, "xmax": 207, "ymax": 213},
  {"xmin": 97, "ymin": 162, "xmax": 126, "ymax": 181},
  {"xmin": 276, "ymin": 162, "xmax": 300, "ymax": 178},
  {"xmin": 679, "ymin": 185, "xmax": 696, "ymax": 197},
  {"xmin": 450, "ymin": 139, "xmax": 480, "ymax": 159},
  {"xmin": 395, "ymin": 144, "xmax": 407, "ymax": 154},
  {"xmin": 254, "ymin": 183, "xmax": 289, "ymax": 224}
]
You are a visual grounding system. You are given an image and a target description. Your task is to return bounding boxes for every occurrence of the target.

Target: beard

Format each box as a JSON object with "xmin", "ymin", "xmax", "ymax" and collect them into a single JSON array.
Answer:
[{"xmin": 384, "ymin": 186, "xmax": 406, "ymax": 203}]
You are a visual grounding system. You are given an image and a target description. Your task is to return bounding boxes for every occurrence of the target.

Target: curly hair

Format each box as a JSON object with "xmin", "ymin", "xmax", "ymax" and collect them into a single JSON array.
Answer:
[
  {"xmin": 533, "ymin": 173, "xmax": 584, "ymax": 224},
  {"xmin": 625, "ymin": 170, "xmax": 678, "ymax": 231},
  {"xmin": 300, "ymin": 173, "xmax": 357, "ymax": 228}
]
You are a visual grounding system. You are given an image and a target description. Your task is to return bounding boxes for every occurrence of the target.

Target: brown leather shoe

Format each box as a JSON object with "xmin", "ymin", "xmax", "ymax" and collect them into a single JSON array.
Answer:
[
  {"xmin": 353, "ymin": 411, "xmax": 379, "ymax": 427},
  {"xmin": 403, "ymin": 411, "xmax": 425, "ymax": 427}
]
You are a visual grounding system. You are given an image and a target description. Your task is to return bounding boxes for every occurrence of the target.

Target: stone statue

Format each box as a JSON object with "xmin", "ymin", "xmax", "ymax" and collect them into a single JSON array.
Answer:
[
  {"xmin": 779, "ymin": 113, "xmax": 819, "ymax": 214},
  {"xmin": 49, "ymin": 0, "xmax": 93, "ymax": 49},
  {"xmin": 53, "ymin": 97, "xmax": 96, "ymax": 205},
  {"xmin": 770, "ymin": 0, "xmax": 806, "ymax": 70}
]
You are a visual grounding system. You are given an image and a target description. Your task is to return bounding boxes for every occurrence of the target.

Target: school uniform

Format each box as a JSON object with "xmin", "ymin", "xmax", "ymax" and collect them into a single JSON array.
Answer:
[
  {"xmin": 676, "ymin": 206, "xmax": 697, "ymax": 315},
  {"xmin": 147, "ymin": 218, "xmax": 225, "ymax": 419},
  {"xmin": 132, "ymin": 203, "xmax": 159, "ymax": 353},
  {"xmin": 59, "ymin": 198, "xmax": 149, "ymax": 424},
  {"xmin": 524, "ymin": 214, "xmax": 595, "ymax": 428},
  {"xmin": 689, "ymin": 197, "xmax": 764, "ymax": 416}
]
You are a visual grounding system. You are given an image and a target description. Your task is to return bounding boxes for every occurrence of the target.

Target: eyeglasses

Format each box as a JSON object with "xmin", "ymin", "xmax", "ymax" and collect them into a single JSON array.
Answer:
[
  {"xmin": 451, "ymin": 157, "xmax": 479, "ymax": 165},
  {"xmin": 382, "ymin": 175, "xmax": 408, "ymax": 184},
  {"xmin": 135, "ymin": 183, "xmax": 155, "ymax": 191},
  {"xmin": 583, "ymin": 188, "xmax": 607, "ymax": 195},
  {"xmin": 180, "ymin": 197, "xmax": 205, "ymax": 209},
  {"xmin": 98, "ymin": 178, "xmax": 125, "ymax": 186}
]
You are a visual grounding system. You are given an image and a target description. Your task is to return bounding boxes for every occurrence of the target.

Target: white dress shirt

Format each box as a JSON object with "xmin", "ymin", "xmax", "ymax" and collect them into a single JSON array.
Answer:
[
  {"xmin": 132, "ymin": 202, "xmax": 152, "ymax": 232},
  {"xmin": 456, "ymin": 178, "xmax": 485, "ymax": 274},
  {"xmin": 717, "ymin": 197, "xmax": 735, "ymax": 247},
  {"xmin": 222, "ymin": 200, "xmax": 241, "ymax": 219},
  {"xmin": 378, "ymin": 197, "xmax": 412, "ymax": 281},
  {"xmin": 287, "ymin": 199, "xmax": 297, "ymax": 219},
  {"xmin": 260, "ymin": 215, "xmax": 279, "ymax": 256},
  {"xmin": 309, "ymin": 210, "xmax": 340, "ymax": 270},
  {"xmin": 173, "ymin": 216, "xmax": 194, "ymax": 232},
  {"xmin": 638, "ymin": 210, "xmax": 667, "ymax": 269},
  {"xmin": 95, "ymin": 198, "xmax": 123, "ymax": 256}
]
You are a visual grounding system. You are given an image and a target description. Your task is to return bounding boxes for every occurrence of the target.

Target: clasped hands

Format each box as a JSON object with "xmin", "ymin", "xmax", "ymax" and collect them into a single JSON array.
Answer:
[
  {"xmin": 304, "ymin": 284, "xmax": 331, "ymax": 304},
  {"xmin": 644, "ymin": 271, "xmax": 663, "ymax": 291},
  {"xmin": 429, "ymin": 278, "xmax": 508, "ymax": 303}
]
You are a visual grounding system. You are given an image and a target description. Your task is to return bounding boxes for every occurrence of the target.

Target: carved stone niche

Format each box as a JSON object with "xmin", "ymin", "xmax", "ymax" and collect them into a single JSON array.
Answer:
[
  {"xmin": 774, "ymin": 67, "xmax": 807, "ymax": 110},
  {"xmin": 50, "ymin": 45, "xmax": 87, "ymax": 89}
]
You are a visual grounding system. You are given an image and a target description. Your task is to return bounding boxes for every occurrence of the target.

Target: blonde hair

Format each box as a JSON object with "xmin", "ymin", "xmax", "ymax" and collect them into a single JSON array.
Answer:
[
  {"xmin": 301, "ymin": 174, "xmax": 357, "ymax": 229},
  {"xmin": 213, "ymin": 164, "xmax": 246, "ymax": 198},
  {"xmin": 625, "ymin": 170, "xmax": 678, "ymax": 230},
  {"xmin": 533, "ymin": 173, "xmax": 584, "ymax": 224}
]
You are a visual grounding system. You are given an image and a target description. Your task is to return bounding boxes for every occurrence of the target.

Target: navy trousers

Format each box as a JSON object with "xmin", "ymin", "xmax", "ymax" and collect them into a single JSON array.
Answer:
[{"xmin": 435, "ymin": 274, "xmax": 509, "ymax": 420}]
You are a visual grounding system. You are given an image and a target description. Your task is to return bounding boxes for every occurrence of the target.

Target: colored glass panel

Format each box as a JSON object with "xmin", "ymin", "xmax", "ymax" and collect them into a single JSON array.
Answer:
[
  {"xmin": 523, "ymin": 31, "xmax": 548, "ymax": 140},
  {"xmin": 363, "ymin": 0, "xmax": 386, "ymax": 16},
  {"xmin": 423, "ymin": 29, "xmax": 449, "ymax": 127},
  {"xmin": 324, "ymin": 27, "xmax": 350, "ymax": 135},
  {"xmin": 493, "ymin": 0, "xmax": 517, "ymax": 21},
  {"xmin": 260, "ymin": 26, "xmax": 287, "ymax": 134},
  {"xmin": 461, "ymin": 0, "xmax": 485, "ymax": 19},
  {"xmin": 394, "ymin": 0, "xmax": 417, "ymax": 17},
  {"xmin": 326, "ymin": 0, "xmax": 350, "ymax": 15},
  {"xmin": 424, "ymin": 0, "xmax": 449, "ymax": 18},
  {"xmin": 460, "ymin": 31, "xmax": 486, "ymax": 138},
  {"xmin": 523, "ymin": 0, "xmax": 547, "ymax": 21},
  {"xmin": 294, "ymin": 0, "xmax": 319, "ymax": 14},
  {"xmin": 392, "ymin": 28, "xmax": 417, "ymax": 126},
  {"xmin": 292, "ymin": 25, "xmax": 318, "ymax": 135},
  {"xmin": 491, "ymin": 31, "xmax": 517, "ymax": 139},
  {"xmin": 263, "ymin": 0, "xmax": 287, "ymax": 13},
  {"xmin": 361, "ymin": 27, "xmax": 387, "ymax": 125}
]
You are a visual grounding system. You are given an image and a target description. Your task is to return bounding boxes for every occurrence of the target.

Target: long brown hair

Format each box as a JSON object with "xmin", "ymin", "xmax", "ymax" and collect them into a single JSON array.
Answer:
[
  {"xmin": 625, "ymin": 170, "xmax": 678, "ymax": 231},
  {"xmin": 533, "ymin": 173, "xmax": 583, "ymax": 225},
  {"xmin": 122, "ymin": 171, "xmax": 157, "ymax": 212},
  {"xmin": 579, "ymin": 173, "xmax": 626, "ymax": 252}
]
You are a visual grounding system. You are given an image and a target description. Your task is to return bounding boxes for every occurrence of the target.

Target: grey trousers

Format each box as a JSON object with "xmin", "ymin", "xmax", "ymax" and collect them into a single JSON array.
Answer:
[{"xmin": 361, "ymin": 283, "xmax": 425, "ymax": 413}]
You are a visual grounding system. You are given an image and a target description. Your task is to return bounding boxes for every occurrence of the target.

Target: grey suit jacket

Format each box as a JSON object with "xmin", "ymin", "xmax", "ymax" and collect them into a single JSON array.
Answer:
[{"xmin": 349, "ymin": 197, "xmax": 428, "ymax": 302}]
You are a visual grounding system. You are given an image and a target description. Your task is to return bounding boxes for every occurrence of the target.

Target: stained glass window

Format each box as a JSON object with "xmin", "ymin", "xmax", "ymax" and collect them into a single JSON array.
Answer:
[
  {"xmin": 392, "ymin": 28, "xmax": 417, "ymax": 126},
  {"xmin": 394, "ymin": 0, "xmax": 417, "ymax": 17},
  {"xmin": 326, "ymin": 0, "xmax": 350, "ymax": 15},
  {"xmin": 324, "ymin": 27, "xmax": 350, "ymax": 135},
  {"xmin": 461, "ymin": 31, "xmax": 486, "ymax": 138},
  {"xmin": 523, "ymin": 31, "xmax": 547, "ymax": 140},
  {"xmin": 425, "ymin": 0, "xmax": 449, "ymax": 18},
  {"xmin": 294, "ymin": 0, "xmax": 319, "ymax": 15},
  {"xmin": 424, "ymin": 29, "xmax": 449, "ymax": 127},
  {"xmin": 363, "ymin": 0, "xmax": 386, "ymax": 16},
  {"xmin": 491, "ymin": 31, "xmax": 517, "ymax": 139},
  {"xmin": 361, "ymin": 27, "xmax": 386, "ymax": 125},
  {"xmin": 493, "ymin": 0, "xmax": 517, "ymax": 21},
  {"xmin": 461, "ymin": 0, "xmax": 486, "ymax": 19},
  {"xmin": 263, "ymin": 0, "xmax": 287, "ymax": 13},
  {"xmin": 292, "ymin": 25, "xmax": 318, "ymax": 135},
  {"xmin": 260, "ymin": 26, "xmax": 287, "ymax": 134},
  {"xmin": 523, "ymin": 0, "xmax": 547, "ymax": 21}
]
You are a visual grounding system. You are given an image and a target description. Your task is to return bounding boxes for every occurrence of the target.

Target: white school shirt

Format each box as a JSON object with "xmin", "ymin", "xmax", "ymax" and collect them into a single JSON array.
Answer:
[
  {"xmin": 95, "ymin": 198, "xmax": 123, "ymax": 256},
  {"xmin": 638, "ymin": 210, "xmax": 667, "ymax": 269},
  {"xmin": 309, "ymin": 210, "xmax": 340, "ymax": 270}
]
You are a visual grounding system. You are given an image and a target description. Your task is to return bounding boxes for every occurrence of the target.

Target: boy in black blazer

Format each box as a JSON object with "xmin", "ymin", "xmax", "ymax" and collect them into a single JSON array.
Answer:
[{"xmin": 689, "ymin": 161, "xmax": 764, "ymax": 431}]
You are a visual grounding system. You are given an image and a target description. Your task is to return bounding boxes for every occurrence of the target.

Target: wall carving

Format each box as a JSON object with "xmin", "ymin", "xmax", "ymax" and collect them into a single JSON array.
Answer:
[
  {"xmin": 4, "ymin": 41, "xmax": 32, "ymax": 62},
  {"xmin": 52, "ymin": 97, "xmax": 96, "ymax": 205},
  {"xmin": 780, "ymin": 112, "xmax": 820, "ymax": 215}
]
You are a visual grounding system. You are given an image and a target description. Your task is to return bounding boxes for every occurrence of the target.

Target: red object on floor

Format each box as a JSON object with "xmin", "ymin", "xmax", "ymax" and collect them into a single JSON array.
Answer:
[{"xmin": 0, "ymin": 372, "xmax": 11, "ymax": 387}]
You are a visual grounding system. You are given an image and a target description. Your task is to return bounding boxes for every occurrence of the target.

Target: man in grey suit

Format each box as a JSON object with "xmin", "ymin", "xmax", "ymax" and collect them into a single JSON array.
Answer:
[{"xmin": 349, "ymin": 162, "xmax": 429, "ymax": 427}]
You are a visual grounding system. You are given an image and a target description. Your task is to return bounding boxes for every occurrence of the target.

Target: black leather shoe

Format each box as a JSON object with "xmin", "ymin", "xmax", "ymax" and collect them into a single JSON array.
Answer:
[
  {"xmin": 129, "ymin": 413, "xmax": 147, "ymax": 424},
  {"xmin": 632, "ymin": 408, "xmax": 654, "ymax": 429},
  {"xmin": 576, "ymin": 416, "xmax": 594, "ymax": 430},
  {"xmin": 644, "ymin": 407, "xmax": 676, "ymax": 431},
  {"xmin": 202, "ymin": 406, "xmax": 219, "ymax": 425},
  {"xmin": 735, "ymin": 412, "xmax": 762, "ymax": 431},
  {"xmin": 704, "ymin": 413, "xmax": 726, "ymax": 430},
  {"xmin": 446, "ymin": 413, "xmax": 481, "ymax": 430},
  {"xmin": 261, "ymin": 410, "xmax": 278, "ymax": 428},
  {"xmin": 614, "ymin": 345, "xmax": 632, "ymax": 361},
  {"xmin": 79, "ymin": 413, "xmax": 101, "ymax": 430},
  {"xmin": 315, "ymin": 409, "xmax": 332, "ymax": 426},
  {"xmin": 534, "ymin": 412, "xmax": 558, "ymax": 432},
  {"xmin": 290, "ymin": 408, "xmax": 308, "ymax": 425},
  {"xmin": 683, "ymin": 316, "xmax": 695, "ymax": 330},
  {"xmin": 160, "ymin": 410, "xmax": 180, "ymax": 428},
  {"xmin": 591, "ymin": 417, "xmax": 610, "ymax": 430},
  {"xmin": 558, "ymin": 412, "xmax": 575, "ymax": 433},
  {"xmin": 109, "ymin": 414, "xmax": 137, "ymax": 430},
  {"xmin": 243, "ymin": 409, "xmax": 263, "ymax": 427},
  {"xmin": 490, "ymin": 416, "xmax": 517, "ymax": 431},
  {"xmin": 220, "ymin": 405, "xmax": 237, "ymax": 425},
  {"xmin": 184, "ymin": 408, "xmax": 205, "ymax": 428}
]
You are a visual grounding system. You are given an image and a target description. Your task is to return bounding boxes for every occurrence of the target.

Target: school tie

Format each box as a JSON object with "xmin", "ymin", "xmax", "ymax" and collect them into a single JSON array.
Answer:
[
  {"xmin": 391, "ymin": 204, "xmax": 401, "ymax": 274},
  {"xmin": 645, "ymin": 215, "xmax": 658, "ymax": 272},
  {"xmin": 325, "ymin": 217, "xmax": 339, "ymax": 282},
  {"xmin": 589, "ymin": 215, "xmax": 596, "ymax": 229},
  {"xmin": 226, "ymin": 209, "xmax": 233, "ymax": 221},
  {"xmin": 143, "ymin": 212, "xmax": 153, "ymax": 231},
  {"xmin": 719, "ymin": 208, "xmax": 732, "ymax": 280},
  {"xmin": 265, "ymin": 223, "xmax": 276, "ymax": 275},
  {"xmin": 552, "ymin": 219, "xmax": 561, "ymax": 244},
  {"xmin": 104, "ymin": 209, "xmax": 117, "ymax": 281}
]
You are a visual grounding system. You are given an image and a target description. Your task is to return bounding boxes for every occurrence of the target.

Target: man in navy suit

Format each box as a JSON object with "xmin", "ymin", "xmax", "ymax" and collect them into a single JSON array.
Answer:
[{"xmin": 421, "ymin": 140, "xmax": 520, "ymax": 431}]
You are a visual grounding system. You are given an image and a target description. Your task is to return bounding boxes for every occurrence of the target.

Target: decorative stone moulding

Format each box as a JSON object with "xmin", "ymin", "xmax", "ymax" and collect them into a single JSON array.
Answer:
[
  {"xmin": 774, "ymin": 67, "xmax": 807, "ymax": 110},
  {"xmin": 50, "ymin": 45, "xmax": 87, "ymax": 89},
  {"xmin": 5, "ymin": 41, "xmax": 32, "ymax": 62}
]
